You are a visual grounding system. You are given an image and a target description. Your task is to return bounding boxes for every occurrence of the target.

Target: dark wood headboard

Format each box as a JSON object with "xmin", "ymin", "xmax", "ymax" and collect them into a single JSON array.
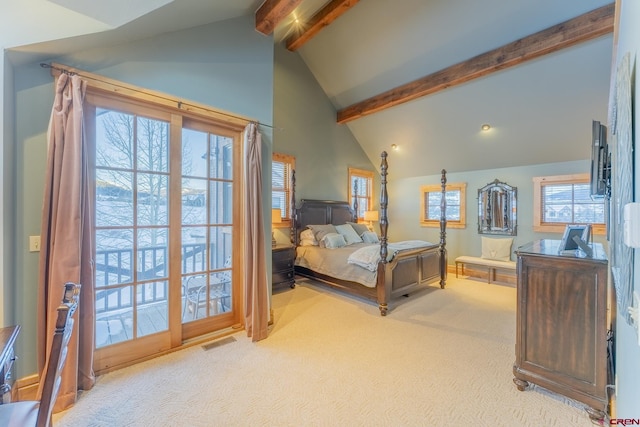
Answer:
[{"xmin": 294, "ymin": 200, "xmax": 356, "ymax": 245}]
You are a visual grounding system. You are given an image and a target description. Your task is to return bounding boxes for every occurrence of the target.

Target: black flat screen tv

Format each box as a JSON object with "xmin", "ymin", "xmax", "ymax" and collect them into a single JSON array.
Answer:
[{"xmin": 590, "ymin": 120, "xmax": 610, "ymax": 197}]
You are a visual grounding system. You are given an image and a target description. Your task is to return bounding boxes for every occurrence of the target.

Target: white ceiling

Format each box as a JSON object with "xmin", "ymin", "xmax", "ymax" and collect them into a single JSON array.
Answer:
[
  {"xmin": 47, "ymin": 0, "xmax": 174, "ymax": 27},
  {"xmin": 3, "ymin": 0, "xmax": 614, "ymax": 179}
]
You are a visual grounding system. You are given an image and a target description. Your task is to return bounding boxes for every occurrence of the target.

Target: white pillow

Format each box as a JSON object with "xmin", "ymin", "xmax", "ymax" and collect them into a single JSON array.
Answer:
[
  {"xmin": 307, "ymin": 224, "xmax": 337, "ymax": 242},
  {"xmin": 347, "ymin": 221, "xmax": 370, "ymax": 237},
  {"xmin": 361, "ymin": 231, "xmax": 379, "ymax": 244},
  {"xmin": 335, "ymin": 223, "xmax": 363, "ymax": 245},
  {"xmin": 300, "ymin": 229, "xmax": 317, "ymax": 244},
  {"xmin": 480, "ymin": 237, "xmax": 513, "ymax": 261},
  {"xmin": 300, "ymin": 238, "xmax": 318, "ymax": 246},
  {"xmin": 321, "ymin": 232, "xmax": 347, "ymax": 249}
]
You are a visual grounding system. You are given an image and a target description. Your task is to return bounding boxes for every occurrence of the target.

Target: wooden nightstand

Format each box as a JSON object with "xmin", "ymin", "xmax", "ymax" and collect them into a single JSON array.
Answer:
[{"xmin": 272, "ymin": 244, "xmax": 295, "ymax": 290}]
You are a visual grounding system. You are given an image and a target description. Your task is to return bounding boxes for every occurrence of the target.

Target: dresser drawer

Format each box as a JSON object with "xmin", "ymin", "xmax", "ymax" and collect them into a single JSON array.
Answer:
[
  {"xmin": 272, "ymin": 247, "xmax": 295, "ymax": 272},
  {"xmin": 272, "ymin": 245, "xmax": 295, "ymax": 289},
  {"xmin": 273, "ymin": 270, "xmax": 294, "ymax": 285}
]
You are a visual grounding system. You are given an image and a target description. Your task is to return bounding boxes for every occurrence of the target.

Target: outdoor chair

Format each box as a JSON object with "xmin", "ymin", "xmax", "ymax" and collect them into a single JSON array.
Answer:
[{"xmin": 182, "ymin": 273, "xmax": 231, "ymax": 319}]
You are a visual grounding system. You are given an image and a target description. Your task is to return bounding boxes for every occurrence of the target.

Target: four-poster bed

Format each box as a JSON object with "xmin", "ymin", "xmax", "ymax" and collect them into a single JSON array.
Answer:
[{"xmin": 290, "ymin": 151, "xmax": 447, "ymax": 315}]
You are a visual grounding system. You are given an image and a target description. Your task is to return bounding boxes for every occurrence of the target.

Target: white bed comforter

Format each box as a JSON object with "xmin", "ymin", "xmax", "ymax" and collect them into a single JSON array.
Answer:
[
  {"xmin": 346, "ymin": 240, "xmax": 434, "ymax": 272},
  {"xmin": 295, "ymin": 240, "xmax": 434, "ymax": 288}
]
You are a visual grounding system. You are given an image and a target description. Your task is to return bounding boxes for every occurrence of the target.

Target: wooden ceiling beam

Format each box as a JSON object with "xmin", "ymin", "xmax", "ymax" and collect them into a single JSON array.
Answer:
[
  {"xmin": 256, "ymin": 0, "xmax": 303, "ymax": 35},
  {"xmin": 337, "ymin": 3, "xmax": 615, "ymax": 124},
  {"xmin": 286, "ymin": 0, "xmax": 360, "ymax": 51}
]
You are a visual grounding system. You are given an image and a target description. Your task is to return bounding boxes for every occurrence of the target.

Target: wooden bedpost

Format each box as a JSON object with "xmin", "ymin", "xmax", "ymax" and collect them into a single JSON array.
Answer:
[
  {"xmin": 439, "ymin": 169, "xmax": 448, "ymax": 289},
  {"xmin": 353, "ymin": 178, "xmax": 359, "ymax": 221},
  {"xmin": 291, "ymin": 169, "xmax": 297, "ymax": 246},
  {"xmin": 377, "ymin": 151, "xmax": 389, "ymax": 315}
]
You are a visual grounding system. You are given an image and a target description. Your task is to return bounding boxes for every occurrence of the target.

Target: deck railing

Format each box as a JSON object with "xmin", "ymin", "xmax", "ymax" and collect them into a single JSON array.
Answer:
[{"xmin": 95, "ymin": 243, "xmax": 208, "ymax": 315}]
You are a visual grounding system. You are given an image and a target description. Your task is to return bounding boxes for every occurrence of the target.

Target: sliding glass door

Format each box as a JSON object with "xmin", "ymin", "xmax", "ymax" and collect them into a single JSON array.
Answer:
[
  {"xmin": 180, "ymin": 121, "xmax": 239, "ymax": 340},
  {"xmin": 86, "ymin": 94, "xmax": 242, "ymax": 372}
]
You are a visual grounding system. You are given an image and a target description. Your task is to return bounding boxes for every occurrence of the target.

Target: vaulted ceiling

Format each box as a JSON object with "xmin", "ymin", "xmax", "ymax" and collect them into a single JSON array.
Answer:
[{"xmin": 3, "ymin": 0, "xmax": 615, "ymax": 178}]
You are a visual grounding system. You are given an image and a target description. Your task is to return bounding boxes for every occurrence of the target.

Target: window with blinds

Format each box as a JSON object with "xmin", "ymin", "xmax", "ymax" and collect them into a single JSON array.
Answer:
[
  {"xmin": 533, "ymin": 174, "xmax": 605, "ymax": 234},
  {"xmin": 542, "ymin": 183, "xmax": 604, "ymax": 223},
  {"xmin": 420, "ymin": 183, "xmax": 466, "ymax": 228},
  {"xmin": 272, "ymin": 153, "xmax": 295, "ymax": 222},
  {"xmin": 348, "ymin": 168, "xmax": 374, "ymax": 219}
]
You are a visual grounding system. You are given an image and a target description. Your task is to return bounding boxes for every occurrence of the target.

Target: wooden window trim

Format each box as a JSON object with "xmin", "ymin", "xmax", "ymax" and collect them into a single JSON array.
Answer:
[
  {"xmin": 272, "ymin": 152, "xmax": 295, "ymax": 229},
  {"xmin": 533, "ymin": 173, "xmax": 606, "ymax": 235},
  {"xmin": 86, "ymin": 81, "xmax": 245, "ymax": 367},
  {"xmin": 348, "ymin": 167, "xmax": 375, "ymax": 222},
  {"xmin": 420, "ymin": 183, "xmax": 466, "ymax": 229}
]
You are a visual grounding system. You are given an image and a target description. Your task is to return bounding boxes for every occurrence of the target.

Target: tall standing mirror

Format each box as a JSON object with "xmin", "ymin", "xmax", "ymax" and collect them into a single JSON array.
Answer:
[{"xmin": 478, "ymin": 179, "xmax": 517, "ymax": 235}]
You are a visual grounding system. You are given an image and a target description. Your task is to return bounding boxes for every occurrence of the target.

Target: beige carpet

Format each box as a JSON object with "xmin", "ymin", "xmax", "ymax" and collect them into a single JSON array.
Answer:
[{"xmin": 54, "ymin": 276, "xmax": 599, "ymax": 426}]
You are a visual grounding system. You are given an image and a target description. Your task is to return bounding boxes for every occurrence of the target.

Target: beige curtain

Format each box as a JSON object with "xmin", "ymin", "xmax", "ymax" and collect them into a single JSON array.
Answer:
[
  {"xmin": 37, "ymin": 73, "xmax": 95, "ymax": 412},
  {"xmin": 243, "ymin": 122, "xmax": 269, "ymax": 341}
]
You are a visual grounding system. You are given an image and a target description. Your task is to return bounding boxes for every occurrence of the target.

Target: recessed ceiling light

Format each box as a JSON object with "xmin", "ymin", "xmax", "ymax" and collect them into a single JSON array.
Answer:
[
  {"xmin": 481, "ymin": 124, "xmax": 491, "ymax": 131},
  {"xmin": 391, "ymin": 144, "xmax": 398, "ymax": 150}
]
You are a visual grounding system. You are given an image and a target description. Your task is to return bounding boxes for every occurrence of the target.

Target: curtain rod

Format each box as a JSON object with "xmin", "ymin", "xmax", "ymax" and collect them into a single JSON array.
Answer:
[{"xmin": 39, "ymin": 62, "xmax": 282, "ymax": 131}]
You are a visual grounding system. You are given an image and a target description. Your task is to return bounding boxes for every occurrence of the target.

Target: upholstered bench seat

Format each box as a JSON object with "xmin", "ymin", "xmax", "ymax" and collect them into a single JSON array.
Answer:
[{"xmin": 455, "ymin": 256, "xmax": 516, "ymax": 284}]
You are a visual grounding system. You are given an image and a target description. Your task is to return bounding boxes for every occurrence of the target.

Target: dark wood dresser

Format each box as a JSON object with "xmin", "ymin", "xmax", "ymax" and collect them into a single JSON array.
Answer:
[
  {"xmin": 0, "ymin": 325, "xmax": 20, "ymax": 404},
  {"xmin": 272, "ymin": 244, "xmax": 295, "ymax": 290},
  {"xmin": 513, "ymin": 239, "xmax": 609, "ymax": 421}
]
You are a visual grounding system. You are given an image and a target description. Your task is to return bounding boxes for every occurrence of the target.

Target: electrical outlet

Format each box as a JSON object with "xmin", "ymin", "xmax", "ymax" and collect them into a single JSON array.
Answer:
[{"xmin": 29, "ymin": 235, "xmax": 41, "ymax": 252}]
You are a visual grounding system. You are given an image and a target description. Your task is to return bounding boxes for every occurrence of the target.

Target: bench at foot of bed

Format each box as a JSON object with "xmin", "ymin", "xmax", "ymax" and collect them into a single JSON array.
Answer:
[{"xmin": 454, "ymin": 256, "xmax": 516, "ymax": 284}]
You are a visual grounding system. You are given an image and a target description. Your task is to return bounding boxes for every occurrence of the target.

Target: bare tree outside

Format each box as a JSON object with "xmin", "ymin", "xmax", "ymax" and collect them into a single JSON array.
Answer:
[
  {"xmin": 96, "ymin": 110, "xmax": 199, "ymax": 251},
  {"xmin": 90, "ymin": 98, "xmax": 237, "ymax": 354}
]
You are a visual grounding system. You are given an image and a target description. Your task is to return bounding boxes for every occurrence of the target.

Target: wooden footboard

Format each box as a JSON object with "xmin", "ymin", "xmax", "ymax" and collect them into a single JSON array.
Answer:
[
  {"xmin": 375, "ymin": 156, "xmax": 447, "ymax": 315},
  {"xmin": 376, "ymin": 245, "xmax": 444, "ymax": 315},
  {"xmin": 295, "ymin": 245, "xmax": 444, "ymax": 315},
  {"xmin": 291, "ymin": 152, "xmax": 448, "ymax": 316}
]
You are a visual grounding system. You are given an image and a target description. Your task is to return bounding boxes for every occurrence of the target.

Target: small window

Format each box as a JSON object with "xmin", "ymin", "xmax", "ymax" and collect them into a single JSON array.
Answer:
[
  {"xmin": 272, "ymin": 153, "xmax": 295, "ymax": 225},
  {"xmin": 348, "ymin": 168, "xmax": 374, "ymax": 220},
  {"xmin": 420, "ymin": 183, "xmax": 466, "ymax": 229},
  {"xmin": 533, "ymin": 174, "xmax": 605, "ymax": 235}
]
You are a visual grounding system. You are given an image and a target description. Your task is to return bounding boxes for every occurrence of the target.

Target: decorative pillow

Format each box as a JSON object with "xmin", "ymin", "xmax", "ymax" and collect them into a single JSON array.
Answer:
[
  {"xmin": 300, "ymin": 229, "xmax": 317, "ymax": 244},
  {"xmin": 361, "ymin": 231, "xmax": 379, "ymax": 244},
  {"xmin": 321, "ymin": 232, "xmax": 347, "ymax": 249},
  {"xmin": 481, "ymin": 237, "xmax": 513, "ymax": 261},
  {"xmin": 347, "ymin": 221, "xmax": 369, "ymax": 237},
  {"xmin": 335, "ymin": 223, "xmax": 363, "ymax": 245},
  {"xmin": 300, "ymin": 238, "xmax": 318, "ymax": 247},
  {"xmin": 307, "ymin": 224, "xmax": 337, "ymax": 242}
]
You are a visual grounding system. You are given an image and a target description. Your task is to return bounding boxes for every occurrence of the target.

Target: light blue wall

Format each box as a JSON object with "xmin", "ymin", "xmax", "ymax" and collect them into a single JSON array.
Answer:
[
  {"xmin": 388, "ymin": 160, "xmax": 606, "ymax": 261},
  {"xmin": 272, "ymin": 42, "xmax": 377, "ymax": 243},
  {"xmin": 614, "ymin": 0, "xmax": 640, "ymax": 417},
  {"xmin": 1, "ymin": 52, "xmax": 15, "ymax": 327},
  {"xmin": 13, "ymin": 65, "xmax": 50, "ymax": 381},
  {"xmin": 6, "ymin": 7, "xmax": 639, "ymax": 413},
  {"xmin": 10, "ymin": 15, "xmax": 274, "ymax": 377}
]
